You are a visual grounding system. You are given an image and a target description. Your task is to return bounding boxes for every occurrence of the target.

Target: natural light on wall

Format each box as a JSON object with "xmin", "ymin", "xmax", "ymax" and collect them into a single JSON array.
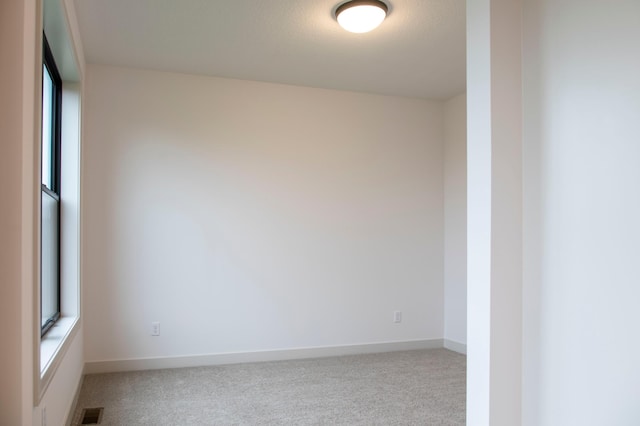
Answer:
[{"xmin": 335, "ymin": 0, "xmax": 388, "ymax": 33}]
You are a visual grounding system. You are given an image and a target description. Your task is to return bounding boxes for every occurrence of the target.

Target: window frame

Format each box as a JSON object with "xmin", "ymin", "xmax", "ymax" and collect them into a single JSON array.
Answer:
[{"xmin": 41, "ymin": 34, "xmax": 62, "ymax": 337}]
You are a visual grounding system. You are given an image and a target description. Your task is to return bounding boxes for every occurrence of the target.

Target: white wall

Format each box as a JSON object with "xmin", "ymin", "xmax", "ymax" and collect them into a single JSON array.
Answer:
[
  {"xmin": 83, "ymin": 65, "xmax": 446, "ymax": 365},
  {"xmin": 35, "ymin": 333, "xmax": 84, "ymax": 426},
  {"xmin": 0, "ymin": 1, "xmax": 31, "ymax": 423},
  {"xmin": 443, "ymin": 93, "xmax": 467, "ymax": 350},
  {"xmin": 466, "ymin": 0, "xmax": 523, "ymax": 423},
  {"xmin": 522, "ymin": 0, "xmax": 640, "ymax": 424}
]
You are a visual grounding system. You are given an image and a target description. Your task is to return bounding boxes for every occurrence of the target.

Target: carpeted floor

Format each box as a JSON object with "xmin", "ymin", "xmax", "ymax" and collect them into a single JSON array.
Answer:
[{"xmin": 71, "ymin": 348, "xmax": 466, "ymax": 425}]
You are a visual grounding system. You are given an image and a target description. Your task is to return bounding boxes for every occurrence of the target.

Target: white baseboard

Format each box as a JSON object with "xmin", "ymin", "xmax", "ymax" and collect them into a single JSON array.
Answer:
[
  {"xmin": 443, "ymin": 339, "xmax": 467, "ymax": 354},
  {"xmin": 84, "ymin": 338, "xmax": 444, "ymax": 374}
]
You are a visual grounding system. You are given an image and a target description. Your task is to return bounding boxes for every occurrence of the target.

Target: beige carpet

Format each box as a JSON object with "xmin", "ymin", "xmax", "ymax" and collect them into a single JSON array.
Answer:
[{"xmin": 71, "ymin": 348, "xmax": 466, "ymax": 425}]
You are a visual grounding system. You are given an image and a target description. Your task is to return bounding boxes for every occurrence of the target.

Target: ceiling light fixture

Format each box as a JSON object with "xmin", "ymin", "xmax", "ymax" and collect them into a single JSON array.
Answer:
[{"xmin": 335, "ymin": 0, "xmax": 389, "ymax": 34}]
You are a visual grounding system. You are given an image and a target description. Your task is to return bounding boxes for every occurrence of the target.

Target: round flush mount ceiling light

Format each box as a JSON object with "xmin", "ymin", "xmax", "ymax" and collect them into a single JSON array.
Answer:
[{"xmin": 335, "ymin": 0, "xmax": 389, "ymax": 34}]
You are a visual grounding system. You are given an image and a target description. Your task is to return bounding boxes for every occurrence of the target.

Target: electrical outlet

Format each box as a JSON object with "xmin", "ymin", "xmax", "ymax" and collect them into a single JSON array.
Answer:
[
  {"xmin": 151, "ymin": 321, "xmax": 160, "ymax": 336},
  {"xmin": 393, "ymin": 311, "xmax": 402, "ymax": 323}
]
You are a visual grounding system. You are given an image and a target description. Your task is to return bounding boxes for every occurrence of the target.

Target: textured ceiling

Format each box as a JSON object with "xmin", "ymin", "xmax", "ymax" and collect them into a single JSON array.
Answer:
[{"xmin": 74, "ymin": 0, "xmax": 466, "ymax": 99}]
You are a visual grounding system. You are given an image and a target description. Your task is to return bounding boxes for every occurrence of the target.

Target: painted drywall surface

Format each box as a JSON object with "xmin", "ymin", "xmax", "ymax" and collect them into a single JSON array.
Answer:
[
  {"xmin": 522, "ymin": 0, "xmax": 640, "ymax": 424},
  {"xmin": 83, "ymin": 65, "xmax": 445, "ymax": 362},
  {"xmin": 443, "ymin": 93, "xmax": 467, "ymax": 348},
  {"xmin": 34, "ymin": 331, "xmax": 84, "ymax": 426},
  {"xmin": 466, "ymin": 0, "xmax": 523, "ymax": 424},
  {"xmin": 0, "ymin": 1, "xmax": 28, "ymax": 423},
  {"xmin": 487, "ymin": 1, "xmax": 523, "ymax": 424},
  {"xmin": 466, "ymin": 0, "xmax": 492, "ymax": 423}
]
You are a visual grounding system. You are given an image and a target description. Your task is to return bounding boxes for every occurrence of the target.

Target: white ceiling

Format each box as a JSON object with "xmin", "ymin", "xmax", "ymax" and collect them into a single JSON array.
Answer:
[{"xmin": 73, "ymin": 0, "xmax": 466, "ymax": 100}]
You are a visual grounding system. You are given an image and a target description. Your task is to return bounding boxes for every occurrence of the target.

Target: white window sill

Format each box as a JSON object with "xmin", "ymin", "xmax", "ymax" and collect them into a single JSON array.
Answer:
[{"xmin": 40, "ymin": 316, "xmax": 78, "ymax": 375}]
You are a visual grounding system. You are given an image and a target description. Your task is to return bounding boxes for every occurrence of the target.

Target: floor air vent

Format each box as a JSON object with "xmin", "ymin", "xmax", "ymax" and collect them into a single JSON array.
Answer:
[{"xmin": 80, "ymin": 407, "xmax": 104, "ymax": 424}]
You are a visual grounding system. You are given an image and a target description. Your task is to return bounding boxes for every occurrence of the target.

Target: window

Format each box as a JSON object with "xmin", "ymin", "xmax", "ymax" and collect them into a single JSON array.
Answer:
[
  {"xmin": 41, "ymin": 35, "xmax": 62, "ymax": 336},
  {"xmin": 38, "ymin": 1, "xmax": 82, "ymax": 396}
]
